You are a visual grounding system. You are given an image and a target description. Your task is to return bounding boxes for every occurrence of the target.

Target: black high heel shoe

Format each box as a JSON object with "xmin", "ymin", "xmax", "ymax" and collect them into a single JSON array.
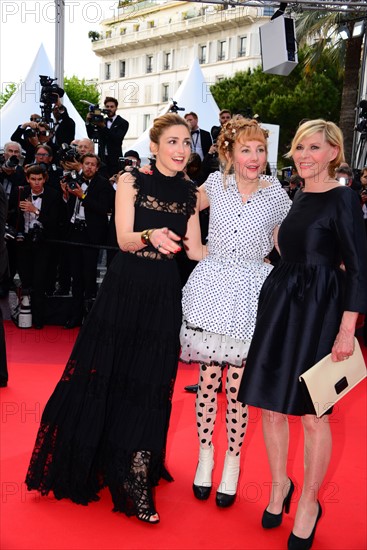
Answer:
[
  {"xmin": 287, "ymin": 501, "xmax": 322, "ymax": 550},
  {"xmin": 262, "ymin": 479, "xmax": 295, "ymax": 529}
]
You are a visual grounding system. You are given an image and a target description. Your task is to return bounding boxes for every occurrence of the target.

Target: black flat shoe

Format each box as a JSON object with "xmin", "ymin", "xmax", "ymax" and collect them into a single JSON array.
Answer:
[
  {"xmin": 184, "ymin": 383, "xmax": 198, "ymax": 393},
  {"xmin": 287, "ymin": 501, "xmax": 322, "ymax": 550},
  {"xmin": 193, "ymin": 483, "xmax": 211, "ymax": 500},
  {"xmin": 64, "ymin": 317, "xmax": 83, "ymax": 329},
  {"xmin": 215, "ymin": 491, "xmax": 236, "ymax": 507},
  {"xmin": 184, "ymin": 381, "xmax": 223, "ymax": 393},
  {"xmin": 262, "ymin": 479, "xmax": 295, "ymax": 529}
]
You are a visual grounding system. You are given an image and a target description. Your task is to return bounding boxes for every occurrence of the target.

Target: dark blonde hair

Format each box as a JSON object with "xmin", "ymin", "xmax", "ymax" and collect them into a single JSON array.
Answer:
[
  {"xmin": 286, "ymin": 119, "xmax": 345, "ymax": 178},
  {"xmin": 217, "ymin": 117, "xmax": 269, "ymax": 179},
  {"xmin": 149, "ymin": 113, "xmax": 190, "ymax": 145}
]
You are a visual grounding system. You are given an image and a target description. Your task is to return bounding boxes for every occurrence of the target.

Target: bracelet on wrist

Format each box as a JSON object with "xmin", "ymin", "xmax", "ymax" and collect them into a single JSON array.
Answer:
[{"xmin": 140, "ymin": 228, "xmax": 155, "ymax": 246}]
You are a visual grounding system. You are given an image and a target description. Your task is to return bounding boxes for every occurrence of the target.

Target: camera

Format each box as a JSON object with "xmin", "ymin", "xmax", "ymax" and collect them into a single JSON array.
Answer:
[
  {"xmin": 57, "ymin": 143, "xmax": 80, "ymax": 163},
  {"xmin": 169, "ymin": 100, "xmax": 184, "ymax": 114},
  {"xmin": 356, "ymin": 100, "xmax": 367, "ymax": 133},
  {"xmin": 39, "ymin": 75, "xmax": 64, "ymax": 105},
  {"xmin": 23, "ymin": 127, "xmax": 38, "ymax": 139},
  {"xmin": 62, "ymin": 170, "xmax": 84, "ymax": 191},
  {"xmin": 0, "ymin": 154, "xmax": 19, "ymax": 170},
  {"xmin": 28, "ymin": 223, "xmax": 44, "ymax": 245},
  {"xmin": 118, "ymin": 157, "xmax": 138, "ymax": 171},
  {"xmin": 88, "ymin": 104, "xmax": 110, "ymax": 124},
  {"xmin": 4, "ymin": 224, "xmax": 17, "ymax": 240}
]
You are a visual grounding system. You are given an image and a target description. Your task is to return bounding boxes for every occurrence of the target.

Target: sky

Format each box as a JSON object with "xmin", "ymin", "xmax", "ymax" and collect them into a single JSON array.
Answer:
[{"xmin": 0, "ymin": 0, "xmax": 119, "ymax": 90}]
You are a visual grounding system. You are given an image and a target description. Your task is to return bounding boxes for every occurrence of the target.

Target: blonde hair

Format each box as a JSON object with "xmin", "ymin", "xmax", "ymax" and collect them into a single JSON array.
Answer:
[
  {"xmin": 149, "ymin": 113, "xmax": 190, "ymax": 145},
  {"xmin": 286, "ymin": 119, "xmax": 345, "ymax": 178},
  {"xmin": 217, "ymin": 118, "xmax": 269, "ymax": 181}
]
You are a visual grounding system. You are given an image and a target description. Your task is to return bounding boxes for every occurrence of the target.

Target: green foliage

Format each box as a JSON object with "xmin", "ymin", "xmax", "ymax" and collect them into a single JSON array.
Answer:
[
  {"xmin": 63, "ymin": 76, "xmax": 100, "ymax": 119},
  {"xmin": 0, "ymin": 83, "xmax": 17, "ymax": 109},
  {"xmin": 210, "ymin": 49, "xmax": 343, "ymax": 166}
]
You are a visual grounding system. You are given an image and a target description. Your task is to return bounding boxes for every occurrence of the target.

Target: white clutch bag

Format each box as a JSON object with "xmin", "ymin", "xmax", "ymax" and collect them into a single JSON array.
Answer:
[{"xmin": 299, "ymin": 338, "xmax": 366, "ymax": 417}]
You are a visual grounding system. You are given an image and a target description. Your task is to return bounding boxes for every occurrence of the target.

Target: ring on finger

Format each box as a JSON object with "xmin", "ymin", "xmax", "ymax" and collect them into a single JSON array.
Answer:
[{"xmin": 157, "ymin": 242, "xmax": 164, "ymax": 250}]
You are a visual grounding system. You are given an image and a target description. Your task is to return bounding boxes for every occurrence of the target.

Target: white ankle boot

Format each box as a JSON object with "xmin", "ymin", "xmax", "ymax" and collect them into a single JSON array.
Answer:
[
  {"xmin": 216, "ymin": 451, "xmax": 241, "ymax": 507},
  {"xmin": 193, "ymin": 445, "xmax": 214, "ymax": 500}
]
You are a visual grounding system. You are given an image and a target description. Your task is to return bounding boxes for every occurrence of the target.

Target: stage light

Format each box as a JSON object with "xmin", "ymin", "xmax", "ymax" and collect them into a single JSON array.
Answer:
[
  {"xmin": 338, "ymin": 23, "xmax": 351, "ymax": 41},
  {"xmin": 353, "ymin": 20, "xmax": 365, "ymax": 38}
]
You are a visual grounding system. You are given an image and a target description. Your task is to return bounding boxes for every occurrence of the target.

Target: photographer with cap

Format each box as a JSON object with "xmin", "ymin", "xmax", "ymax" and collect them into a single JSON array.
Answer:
[
  {"xmin": 16, "ymin": 165, "xmax": 64, "ymax": 329},
  {"xmin": 86, "ymin": 96, "xmax": 129, "ymax": 177}
]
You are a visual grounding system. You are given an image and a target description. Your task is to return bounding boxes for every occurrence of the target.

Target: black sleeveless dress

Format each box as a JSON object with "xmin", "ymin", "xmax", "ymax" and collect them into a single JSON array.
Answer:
[
  {"xmin": 238, "ymin": 186, "xmax": 367, "ymax": 416},
  {"xmin": 25, "ymin": 167, "xmax": 197, "ymax": 513}
]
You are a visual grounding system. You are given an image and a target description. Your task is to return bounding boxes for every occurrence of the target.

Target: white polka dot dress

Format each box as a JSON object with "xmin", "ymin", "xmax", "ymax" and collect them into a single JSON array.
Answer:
[{"xmin": 180, "ymin": 171, "xmax": 291, "ymax": 366}]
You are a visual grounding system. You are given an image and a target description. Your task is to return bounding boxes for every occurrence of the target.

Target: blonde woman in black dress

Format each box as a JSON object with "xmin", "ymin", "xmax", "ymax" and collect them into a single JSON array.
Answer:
[{"xmin": 238, "ymin": 120, "xmax": 367, "ymax": 549}]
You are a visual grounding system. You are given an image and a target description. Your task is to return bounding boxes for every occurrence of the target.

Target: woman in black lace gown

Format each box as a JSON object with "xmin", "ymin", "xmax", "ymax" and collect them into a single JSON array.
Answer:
[
  {"xmin": 25, "ymin": 113, "xmax": 205, "ymax": 524},
  {"xmin": 238, "ymin": 120, "xmax": 367, "ymax": 550}
]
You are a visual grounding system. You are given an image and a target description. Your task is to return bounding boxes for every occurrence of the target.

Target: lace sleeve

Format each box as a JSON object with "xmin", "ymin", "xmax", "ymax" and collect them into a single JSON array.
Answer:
[
  {"xmin": 131, "ymin": 167, "xmax": 143, "ymax": 192},
  {"xmin": 185, "ymin": 178, "xmax": 198, "ymax": 219}
]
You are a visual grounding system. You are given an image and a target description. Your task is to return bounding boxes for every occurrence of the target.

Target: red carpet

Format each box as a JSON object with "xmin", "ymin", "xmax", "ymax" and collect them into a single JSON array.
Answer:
[{"xmin": 1, "ymin": 322, "xmax": 366, "ymax": 550}]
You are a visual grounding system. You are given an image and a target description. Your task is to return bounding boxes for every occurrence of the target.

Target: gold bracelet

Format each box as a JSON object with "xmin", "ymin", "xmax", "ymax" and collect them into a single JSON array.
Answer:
[{"xmin": 140, "ymin": 228, "xmax": 155, "ymax": 246}]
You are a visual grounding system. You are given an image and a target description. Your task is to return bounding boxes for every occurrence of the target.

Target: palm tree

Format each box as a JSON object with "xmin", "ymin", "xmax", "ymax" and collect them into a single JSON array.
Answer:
[{"xmin": 296, "ymin": 10, "xmax": 364, "ymax": 165}]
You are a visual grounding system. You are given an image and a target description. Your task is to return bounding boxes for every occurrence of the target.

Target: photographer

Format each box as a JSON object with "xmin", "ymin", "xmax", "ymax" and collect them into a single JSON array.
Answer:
[
  {"xmin": 11, "ymin": 120, "xmax": 54, "ymax": 165},
  {"xmin": 31, "ymin": 144, "xmax": 63, "ymax": 193},
  {"xmin": 62, "ymin": 153, "xmax": 113, "ymax": 328},
  {"xmin": 16, "ymin": 165, "xmax": 64, "ymax": 329},
  {"xmin": 0, "ymin": 142, "xmax": 26, "ymax": 290},
  {"xmin": 86, "ymin": 97, "xmax": 129, "ymax": 177},
  {"xmin": 0, "ymin": 184, "xmax": 9, "ymax": 386},
  {"xmin": 51, "ymin": 97, "xmax": 76, "ymax": 149}
]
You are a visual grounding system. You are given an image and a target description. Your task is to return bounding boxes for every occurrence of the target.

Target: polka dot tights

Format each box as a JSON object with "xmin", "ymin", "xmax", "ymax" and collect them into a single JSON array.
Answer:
[{"xmin": 195, "ymin": 363, "xmax": 248, "ymax": 457}]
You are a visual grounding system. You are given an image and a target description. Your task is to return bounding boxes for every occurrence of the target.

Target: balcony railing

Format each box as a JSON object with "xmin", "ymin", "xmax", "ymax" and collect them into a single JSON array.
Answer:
[{"xmin": 92, "ymin": 6, "xmax": 259, "ymax": 51}]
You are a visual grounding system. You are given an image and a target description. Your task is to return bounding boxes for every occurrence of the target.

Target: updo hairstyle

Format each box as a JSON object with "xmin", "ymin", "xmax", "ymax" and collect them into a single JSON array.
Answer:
[
  {"xmin": 217, "ymin": 117, "xmax": 269, "ymax": 180},
  {"xmin": 149, "ymin": 113, "xmax": 190, "ymax": 146}
]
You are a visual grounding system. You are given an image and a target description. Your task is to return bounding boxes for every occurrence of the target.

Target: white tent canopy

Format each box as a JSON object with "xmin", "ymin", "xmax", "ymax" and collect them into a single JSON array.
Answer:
[
  {"xmin": 129, "ymin": 58, "xmax": 279, "ymax": 169},
  {"xmin": 129, "ymin": 58, "xmax": 220, "ymax": 159},
  {"xmin": 0, "ymin": 44, "xmax": 87, "ymax": 148}
]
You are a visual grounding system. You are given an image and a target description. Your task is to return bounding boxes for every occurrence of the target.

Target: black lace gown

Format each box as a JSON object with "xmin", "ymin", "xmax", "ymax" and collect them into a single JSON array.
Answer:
[
  {"xmin": 238, "ymin": 186, "xmax": 367, "ymax": 416},
  {"xmin": 25, "ymin": 167, "xmax": 197, "ymax": 515}
]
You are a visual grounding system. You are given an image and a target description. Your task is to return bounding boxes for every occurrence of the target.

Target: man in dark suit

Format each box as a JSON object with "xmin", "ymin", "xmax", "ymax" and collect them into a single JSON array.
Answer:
[
  {"xmin": 0, "ymin": 184, "xmax": 9, "ymax": 386},
  {"xmin": 62, "ymin": 153, "xmax": 113, "ymax": 328},
  {"xmin": 210, "ymin": 109, "xmax": 232, "ymax": 143},
  {"xmin": 0, "ymin": 142, "xmax": 26, "ymax": 292},
  {"xmin": 86, "ymin": 96, "xmax": 129, "ymax": 177},
  {"xmin": 184, "ymin": 112, "xmax": 212, "ymax": 160},
  {"xmin": 16, "ymin": 165, "xmax": 63, "ymax": 329},
  {"xmin": 52, "ymin": 98, "xmax": 76, "ymax": 149}
]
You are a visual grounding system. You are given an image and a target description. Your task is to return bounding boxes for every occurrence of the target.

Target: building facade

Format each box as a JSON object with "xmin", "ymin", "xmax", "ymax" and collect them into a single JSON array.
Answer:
[{"xmin": 91, "ymin": 1, "xmax": 273, "ymax": 148}]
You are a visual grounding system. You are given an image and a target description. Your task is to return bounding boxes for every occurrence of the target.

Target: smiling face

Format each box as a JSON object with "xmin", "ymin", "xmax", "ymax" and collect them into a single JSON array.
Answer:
[
  {"xmin": 231, "ymin": 139, "xmax": 267, "ymax": 182},
  {"xmin": 292, "ymin": 131, "xmax": 339, "ymax": 183},
  {"xmin": 150, "ymin": 125, "xmax": 191, "ymax": 176}
]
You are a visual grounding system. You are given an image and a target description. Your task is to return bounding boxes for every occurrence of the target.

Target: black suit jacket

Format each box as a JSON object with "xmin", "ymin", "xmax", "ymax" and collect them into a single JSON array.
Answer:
[
  {"xmin": 54, "ymin": 107, "xmax": 76, "ymax": 147},
  {"xmin": 86, "ymin": 115, "xmax": 129, "ymax": 166},
  {"xmin": 16, "ymin": 185, "xmax": 64, "ymax": 241},
  {"xmin": 0, "ymin": 185, "xmax": 9, "ymax": 282},
  {"xmin": 192, "ymin": 129, "xmax": 212, "ymax": 159},
  {"xmin": 66, "ymin": 174, "xmax": 113, "ymax": 245}
]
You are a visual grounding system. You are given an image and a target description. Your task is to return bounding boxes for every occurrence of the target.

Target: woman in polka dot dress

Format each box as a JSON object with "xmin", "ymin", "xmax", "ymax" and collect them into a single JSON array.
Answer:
[{"xmin": 180, "ymin": 118, "xmax": 291, "ymax": 507}]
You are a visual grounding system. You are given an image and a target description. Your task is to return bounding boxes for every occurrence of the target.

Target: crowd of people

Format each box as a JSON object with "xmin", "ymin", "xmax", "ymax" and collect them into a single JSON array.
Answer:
[{"xmin": 0, "ymin": 103, "xmax": 367, "ymax": 549}]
